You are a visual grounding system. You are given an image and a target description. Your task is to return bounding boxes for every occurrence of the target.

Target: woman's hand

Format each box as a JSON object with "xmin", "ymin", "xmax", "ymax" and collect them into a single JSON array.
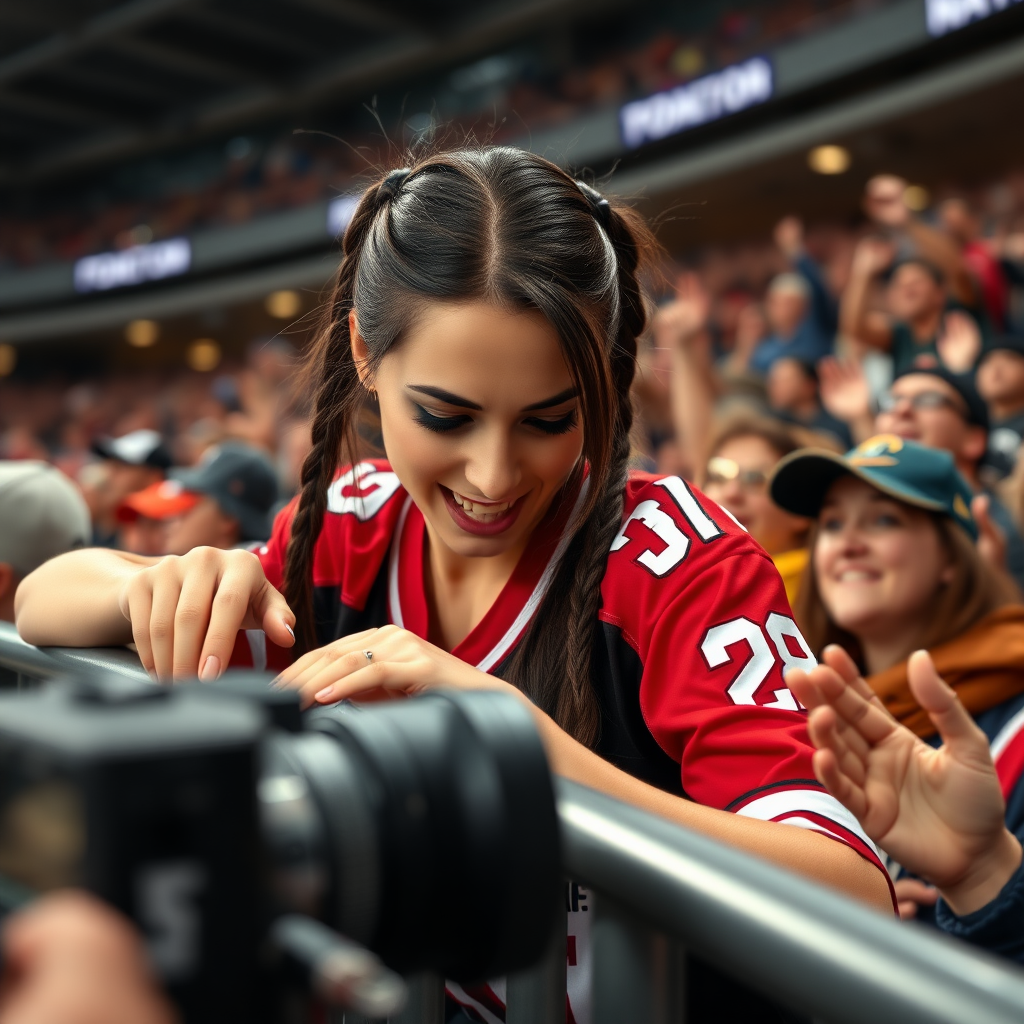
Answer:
[
  {"xmin": 787, "ymin": 646, "xmax": 1022, "ymax": 915},
  {"xmin": 274, "ymin": 625, "xmax": 512, "ymax": 708},
  {"xmin": 117, "ymin": 546, "xmax": 295, "ymax": 682}
]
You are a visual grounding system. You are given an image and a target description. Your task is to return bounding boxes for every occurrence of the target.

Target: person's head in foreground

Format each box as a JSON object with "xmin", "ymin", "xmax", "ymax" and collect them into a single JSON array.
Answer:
[
  {"xmin": 771, "ymin": 434, "xmax": 1017, "ymax": 683},
  {"xmin": 875, "ymin": 368, "xmax": 989, "ymax": 486},
  {"xmin": 0, "ymin": 462, "xmax": 90, "ymax": 622}
]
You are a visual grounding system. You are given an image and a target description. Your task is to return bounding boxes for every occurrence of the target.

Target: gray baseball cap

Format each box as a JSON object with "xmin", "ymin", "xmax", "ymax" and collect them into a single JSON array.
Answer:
[{"xmin": 0, "ymin": 462, "xmax": 91, "ymax": 577}]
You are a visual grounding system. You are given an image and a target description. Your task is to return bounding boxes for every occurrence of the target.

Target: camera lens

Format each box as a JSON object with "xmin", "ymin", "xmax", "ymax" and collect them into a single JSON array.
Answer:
[{"xmin": 260, "ymin": 689, "xmax": 560, "ymax": 981}]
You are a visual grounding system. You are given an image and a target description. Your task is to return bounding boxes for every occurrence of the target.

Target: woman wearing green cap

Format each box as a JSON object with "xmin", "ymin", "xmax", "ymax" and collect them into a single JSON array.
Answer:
[{"xmin": 771, "ymin": 434, "xmax": 1024, "ymax": 925}]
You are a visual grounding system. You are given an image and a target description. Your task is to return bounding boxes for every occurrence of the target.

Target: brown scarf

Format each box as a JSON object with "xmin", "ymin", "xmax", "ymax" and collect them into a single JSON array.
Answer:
[{"xmin": 867, "ymin": 605, "xmax": 1024, "ymax": 738}]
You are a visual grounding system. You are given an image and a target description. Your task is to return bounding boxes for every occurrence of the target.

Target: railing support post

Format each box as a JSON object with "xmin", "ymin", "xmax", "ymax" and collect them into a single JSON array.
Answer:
[
  {"xmin": 389, "ymin": 972, "xmax": 444, "ymax": 1024},
  {"xmin": 592, "ymin": 893, "xmax": 686, "ymax": 1024},
  {"xmin": 507, "ymin": 893, "xmax": 567, "ymax": 1024}
]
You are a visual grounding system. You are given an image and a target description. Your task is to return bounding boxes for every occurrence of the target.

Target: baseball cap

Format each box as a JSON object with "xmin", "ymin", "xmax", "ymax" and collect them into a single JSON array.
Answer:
[
  {"xmin": 116, "ymin": 480, "xmax": 201, "ymax": 523},
  {"xmin": 0, "ymin": 462, "xmax": 91, "ymax": 576},
  {"xmin": 91, "ymin": 429, "xmax": 172, "ymax": 470},
  {"xmin": 170, "ymin": 443, "xmax": 278, "ymax": 541},
  {"xmin": 769, "ymin": 434, "xmax": 978, "ymax": 540},
  {"xmin": 892, "ymin": 366, "xmax": 989, "ymax": 432}
]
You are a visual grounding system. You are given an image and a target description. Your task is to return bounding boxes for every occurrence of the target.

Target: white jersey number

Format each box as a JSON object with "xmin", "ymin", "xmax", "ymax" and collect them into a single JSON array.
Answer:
[
  {"xmin": 610, "ymin": 477, "xmax": 723, "ymax": 577},
  {"xmin": 326, "ymin": 462, "xmax": 402, "ymax": 520},
  {"xmin": 701, "ymin": 613, "xmax": 814, "ymax": 710}
]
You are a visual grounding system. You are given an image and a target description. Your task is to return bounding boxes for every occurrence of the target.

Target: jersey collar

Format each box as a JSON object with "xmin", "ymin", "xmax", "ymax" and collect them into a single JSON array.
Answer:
[{"xmin": 388, "ymin": 477, "xmax": 590, "ymax": 670}]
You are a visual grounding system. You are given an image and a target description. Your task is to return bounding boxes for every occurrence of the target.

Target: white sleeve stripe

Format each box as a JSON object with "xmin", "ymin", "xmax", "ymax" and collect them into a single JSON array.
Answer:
[
  {"xmin": 775, "ymin": 816, "xmax": 861, "ymax": 847},
  {"xmin": 445, "ymin": 983, "xmax": 505, "ymax": 1024},
  {"xmin": 386, "ymin": 495, "xmax": 414, "ymax": 629},
  {"xmin": 990, "ymin": 705, "xmax": 1024, "ymax": 761},
  {"xmin": 245, "ymin": 629, "xmax": 267, "ymax": 672},
  {"xmin": 735, "ymin": 788, "xmax": 879, "ymax": 857}
]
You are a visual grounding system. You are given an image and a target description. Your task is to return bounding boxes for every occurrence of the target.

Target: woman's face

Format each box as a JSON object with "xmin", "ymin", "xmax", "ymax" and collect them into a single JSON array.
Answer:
[
  {"xmin": 702, "ymin": 435, "xmax": 808, "ymax": 556},
  {"xmin": 357, "ymin": 301, "xmax": 585, "ymax": 560},
  {"xmin": 814, "ymin": 475, "xmax": 952, "ymax": 642}
]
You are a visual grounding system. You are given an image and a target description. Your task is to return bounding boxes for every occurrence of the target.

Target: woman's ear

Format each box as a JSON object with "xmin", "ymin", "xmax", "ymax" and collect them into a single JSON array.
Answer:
[{"xmin": 349, "ymin": 309, "xmax": 371, "ymax": 386}]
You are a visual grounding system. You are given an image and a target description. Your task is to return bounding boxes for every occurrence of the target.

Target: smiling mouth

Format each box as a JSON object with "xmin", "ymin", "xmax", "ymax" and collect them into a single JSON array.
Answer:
[{"xmin": 449, "ymin": 488, "xmax": 516, "ymax": 521}]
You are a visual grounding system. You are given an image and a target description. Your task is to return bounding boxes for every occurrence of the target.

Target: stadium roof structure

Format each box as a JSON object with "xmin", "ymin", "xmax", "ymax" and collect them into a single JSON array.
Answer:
[{"xmin": 0, "ymin": 0, "xmax": 624, "ymax": 185}]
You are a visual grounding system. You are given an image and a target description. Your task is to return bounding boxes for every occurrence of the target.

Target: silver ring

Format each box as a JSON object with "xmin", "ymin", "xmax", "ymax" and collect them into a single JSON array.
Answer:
[{"xmin": 363, "ymin": 650, "xmax": 373, "ymax": 661}]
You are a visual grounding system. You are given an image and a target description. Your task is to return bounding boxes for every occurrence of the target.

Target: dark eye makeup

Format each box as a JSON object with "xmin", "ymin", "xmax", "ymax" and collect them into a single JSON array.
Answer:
[{"xmin": 411, "ymin": 405, "xmax": 578, "ymax": 436}]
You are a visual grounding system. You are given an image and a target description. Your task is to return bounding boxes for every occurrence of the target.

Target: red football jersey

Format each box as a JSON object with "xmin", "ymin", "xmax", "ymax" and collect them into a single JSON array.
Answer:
[{"xmin": 234, "ymin": 460, "xmax": 893, "ymax": 1023}]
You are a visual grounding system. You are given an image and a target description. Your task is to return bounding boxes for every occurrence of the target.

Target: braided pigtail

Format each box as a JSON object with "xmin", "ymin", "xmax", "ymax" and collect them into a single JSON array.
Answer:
[
  {"xmin": 504, "ymin": 190, "xmax": 652, "ymax": 748},
  {"xmin": 282, "ymin": 176, "xmax": 399, "ymax": 654}
]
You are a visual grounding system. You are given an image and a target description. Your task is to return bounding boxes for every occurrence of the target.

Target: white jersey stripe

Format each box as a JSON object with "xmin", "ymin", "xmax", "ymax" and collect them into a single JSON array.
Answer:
[
  {"xmin": 990, "ymin": 704, "xmax": 1024, "ymax": 761},
  {"xmin": 387, "ymin": 494, "xmax": 414, "ymax": 629},
  {"xmin": 475, "ymin": 476, "xmax": 591, "ymax": 673},
  {"xmin": 735, "ymin": 788, "xmax": 880, "ymax": 857}
]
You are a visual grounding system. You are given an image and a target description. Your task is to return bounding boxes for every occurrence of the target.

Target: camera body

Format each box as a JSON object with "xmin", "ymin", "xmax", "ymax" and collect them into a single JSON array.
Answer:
[{"xmin": 0, "ymin": 675, "xmax": 560, "ymax": 1023}]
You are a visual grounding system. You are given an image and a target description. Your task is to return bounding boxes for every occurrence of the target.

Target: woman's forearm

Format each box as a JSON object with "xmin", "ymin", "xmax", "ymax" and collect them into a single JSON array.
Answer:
[
  {"xmin": 15, "ymin": 549, "xmax": 157, "ymax": 647},
  {"xmin": 535, "ymin": 710, "xmax": 894, "ymax": 913}
]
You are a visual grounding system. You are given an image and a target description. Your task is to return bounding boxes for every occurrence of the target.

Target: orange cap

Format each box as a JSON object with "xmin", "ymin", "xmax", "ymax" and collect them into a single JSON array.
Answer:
[{"xmin": 116, "ymin": 480, "xmax": 200, "ymax": 522}]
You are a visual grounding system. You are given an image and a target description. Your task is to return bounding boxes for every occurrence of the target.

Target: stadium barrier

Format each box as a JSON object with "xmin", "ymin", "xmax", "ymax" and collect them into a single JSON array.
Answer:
[{"xmin": 2, "ymin": 620, "xmax": 1024, "ymax": 1024}]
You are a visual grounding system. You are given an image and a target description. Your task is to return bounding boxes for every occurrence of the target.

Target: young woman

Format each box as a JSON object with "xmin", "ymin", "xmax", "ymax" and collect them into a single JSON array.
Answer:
[
  {"xmin": 17, "ymin": 149, "xmax": 892, "ymax": 1022},
  {"xmin": 770, "ymin": 434, "xmax": 1024, "ymax": 923}
]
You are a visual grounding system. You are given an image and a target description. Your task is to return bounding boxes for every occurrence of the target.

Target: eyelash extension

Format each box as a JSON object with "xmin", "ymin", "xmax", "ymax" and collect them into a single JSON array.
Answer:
[
  {"xmin": 413, "ymin": 406, "xmax": 472, "ymax": 433},
  {"xmin": 527, "ymin": 410, "xmax": 578, "ymax": 435}
]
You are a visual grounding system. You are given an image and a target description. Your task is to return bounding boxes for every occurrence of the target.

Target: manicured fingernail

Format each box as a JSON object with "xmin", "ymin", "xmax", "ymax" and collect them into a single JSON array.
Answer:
[
  {"xmin": 200, "ymin": 655, "xmax": 220, "ymax": 682},
  {"xmin": 284, "ymin": 623, "xmax": 295, "ymax": 642},
  {"xmin": 315, "ymin": 686, "xmax": 334, "ymax": 702}
]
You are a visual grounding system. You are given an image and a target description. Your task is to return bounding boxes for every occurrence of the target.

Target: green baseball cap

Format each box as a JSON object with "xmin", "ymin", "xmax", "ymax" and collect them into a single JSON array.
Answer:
[{"xmin": 769, "ymin": 434, "xmax": 978, "ymax": 540}]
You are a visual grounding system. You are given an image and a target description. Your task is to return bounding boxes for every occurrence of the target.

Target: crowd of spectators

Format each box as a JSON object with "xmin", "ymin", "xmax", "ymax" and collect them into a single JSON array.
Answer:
[{"xmin": 0, "ymin": 0, "xmax": 884, "ymax": 270}]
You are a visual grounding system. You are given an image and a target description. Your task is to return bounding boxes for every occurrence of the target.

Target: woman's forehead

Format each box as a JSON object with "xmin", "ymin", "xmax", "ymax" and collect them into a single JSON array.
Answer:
[{"xmin": 386, "ymin": 300, "xmax": 573, "ymax": 399}]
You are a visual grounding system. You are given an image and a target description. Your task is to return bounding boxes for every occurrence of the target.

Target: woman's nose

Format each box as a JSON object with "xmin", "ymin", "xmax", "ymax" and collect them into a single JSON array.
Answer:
[{"xmin": 463, "ymin": 429, "xmax": 522, "ymax": 500}]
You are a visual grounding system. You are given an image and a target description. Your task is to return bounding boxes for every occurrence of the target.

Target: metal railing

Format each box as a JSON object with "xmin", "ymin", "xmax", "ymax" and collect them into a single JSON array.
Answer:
[{"xmin": 3, "ymin": 625, "xmax": 1024, "ymax": 1024}]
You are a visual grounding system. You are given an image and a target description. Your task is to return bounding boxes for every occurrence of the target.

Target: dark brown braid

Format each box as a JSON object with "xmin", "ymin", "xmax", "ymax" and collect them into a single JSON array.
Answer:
[
  {"xmin": 504, "ymin": 200, "xmax": 650, "ymax": 747},
  {"xmin": 282, "ymin": 179, "xmax": 393, "ymax": 653}
]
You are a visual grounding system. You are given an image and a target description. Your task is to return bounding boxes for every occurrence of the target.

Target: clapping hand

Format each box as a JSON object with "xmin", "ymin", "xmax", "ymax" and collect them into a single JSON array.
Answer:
[
  {"xmin": 787, "ymin": 646, "xmax": 1021, "ymax": 916},
  {"xmin": 937, "ymin": 310, "xmax": 983, "ymax": 374},
  {"xmin": 654, "ymin": 272, "xmax": 711, "ymax": 348},
  {"xmin": 818, "ymin": 357, "xmax": 872, "ymax": 425}
]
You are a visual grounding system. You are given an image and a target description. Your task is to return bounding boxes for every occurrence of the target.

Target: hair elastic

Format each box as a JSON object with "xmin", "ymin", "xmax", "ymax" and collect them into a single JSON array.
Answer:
[
  {"xmin": 379, "ymin": 167, "xmax": 411, "ymax": 202},
  {"xmin": 575, "ymin": 180, "xmax": 611, "ymax": 228}
]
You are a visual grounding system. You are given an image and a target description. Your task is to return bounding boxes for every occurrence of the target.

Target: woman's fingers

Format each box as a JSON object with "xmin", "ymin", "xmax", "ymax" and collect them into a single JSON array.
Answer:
[
  {"xmin": 124, "ymin": 581, "xmax": 155, "ymax": 677},
  {"xmin": 147, "ymin": 567, "xmax": 183, "ymax": 682},
  {"xmin": 812, "ymin": 747, "xmax": 868, "ymax": 821},
  {"xmin": 250, "ymin": 576, "xmax": 296, "ymax": 648},
  {"xmin": 172, "ymin": 570, "xmax": 216, "ymax": 680},
  {"xmin": 197, "ymin": 552, "xmax": 267, "ymax": 679}
]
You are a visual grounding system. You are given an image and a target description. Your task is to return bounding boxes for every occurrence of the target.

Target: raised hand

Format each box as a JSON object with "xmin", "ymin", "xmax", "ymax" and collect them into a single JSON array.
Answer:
[
  {"xmin": 787, "ymin": 646, "xmax": 1021, "ymax": 915},
  {"xmin": 654, "ymin": 272, "xmax": 711, "ymax": 347},
  {"xmin": 818, "ymin": 356, "xmax": 872, "ymax": 425},
  {"xmin": 937, "ymin": 309, "xmax": 983, "ymax": 374},
  {"xmin": 864, "ymin": 175, "xmax": 911, "ymax": 229},
  {"xmin": 850, "ymin": 236, "xmax": 896, "ymax": 278},
  {"xmin": 117, "ymin": 547, "xmax": 295, "ymax": 682}
]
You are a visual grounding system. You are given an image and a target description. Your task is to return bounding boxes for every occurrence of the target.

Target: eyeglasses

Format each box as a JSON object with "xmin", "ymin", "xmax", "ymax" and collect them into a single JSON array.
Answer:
[
  {"xmin": 705, "ymin": 457, "xmax": 769, "ymax": 490},
  {"xmin": 876, "ymin": 390, "xmax": 967, "ymax": 417}
]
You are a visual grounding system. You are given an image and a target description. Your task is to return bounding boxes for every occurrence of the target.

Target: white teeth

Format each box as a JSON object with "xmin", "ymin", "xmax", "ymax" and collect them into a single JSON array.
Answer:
[
  {"xmin": 838, "ymin": 570, "xmax": 876, "ymax": 582},
  {"xmin": 450, "ymin": 490, "xmax": 512, "ymax": 519}
]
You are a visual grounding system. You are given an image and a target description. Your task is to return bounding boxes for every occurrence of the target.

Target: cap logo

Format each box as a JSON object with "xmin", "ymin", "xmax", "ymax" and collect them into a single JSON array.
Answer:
[
  {"xmin": 849, "ymin": 434, "xmax": 904, "ymax": 467},
  {"xmin": 953, "ymin": 493, "xmax": 971, "ymax": 519}
]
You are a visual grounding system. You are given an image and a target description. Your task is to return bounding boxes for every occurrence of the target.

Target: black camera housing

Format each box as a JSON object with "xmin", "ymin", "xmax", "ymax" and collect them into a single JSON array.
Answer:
[{"xmin": 0, "ymin": 675, "xmax": 560, "ymax": 1023}]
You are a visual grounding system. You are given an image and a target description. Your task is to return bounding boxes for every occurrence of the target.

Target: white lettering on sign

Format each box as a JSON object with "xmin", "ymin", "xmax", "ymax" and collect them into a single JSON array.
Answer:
[
  {"xmin": 73, "ymin": 238, "xmax": 191, "ymax": 292},
  {"xmin": 925, "ymin": 0, "xmax": 1021, "ymax": 36},
  {"xmin": 619, "ymin": 57, "xmax": 773, "ymax": 149}
]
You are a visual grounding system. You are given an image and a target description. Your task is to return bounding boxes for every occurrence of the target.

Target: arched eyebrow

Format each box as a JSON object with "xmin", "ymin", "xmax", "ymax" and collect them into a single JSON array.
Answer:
[{"xmin": 406, "ymin": 385, "xmax": 578, "ymax": 412}]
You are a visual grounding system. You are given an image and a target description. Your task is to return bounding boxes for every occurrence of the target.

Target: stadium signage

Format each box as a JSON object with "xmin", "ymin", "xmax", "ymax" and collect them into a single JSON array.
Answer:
[
  {"xmin": 73, "ymin": 238, "xmax": 191, "ymax": 293},
  {"xmin": 619, "ymin": 56, "xmax": 773, "ymax": 150},
  {"xmin": 327, "ymin": 195, "xmax": 359, "ymax": 237},
  {"xmin": 926, "ymin": 0, "xmax": 1022, "ymax": 35}
]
